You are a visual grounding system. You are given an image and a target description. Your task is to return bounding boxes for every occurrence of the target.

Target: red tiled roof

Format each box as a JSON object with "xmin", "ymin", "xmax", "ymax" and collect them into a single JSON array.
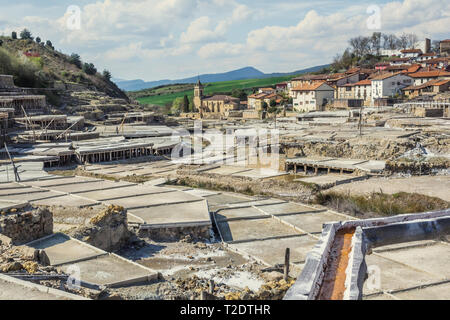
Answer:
[
  {"xmin": 353, "ymin": 79, "xmax": 372, "ymax": 86},
  {"xmin": 400, "ymin": 49, "xmax": 422, "ymax": 54},
  {"xmin": 408, "ymin": 70, "xmax": 450, "ymax": 78},
  {"xmin": 292, "ymin": 81, "xmax": 329, "ymax": 91},
  {"xmin": 403, "ymin": 79, "xmax": 450, "ymax": 91},
  {"xmin": 371, "ymin": 72, "xmax": 405, "ymax": 80}
]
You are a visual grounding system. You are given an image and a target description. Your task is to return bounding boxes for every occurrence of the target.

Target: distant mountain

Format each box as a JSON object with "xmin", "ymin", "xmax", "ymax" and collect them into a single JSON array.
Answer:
[{"xmin": 114, "ymin": 65, "xmax": 329, "ymax": 91}]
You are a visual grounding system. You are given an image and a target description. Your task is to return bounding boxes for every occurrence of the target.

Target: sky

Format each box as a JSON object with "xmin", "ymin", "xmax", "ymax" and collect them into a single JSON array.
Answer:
[{"xmin": 0, "ymin": 0, "xmax": 449, "ymax": 81}]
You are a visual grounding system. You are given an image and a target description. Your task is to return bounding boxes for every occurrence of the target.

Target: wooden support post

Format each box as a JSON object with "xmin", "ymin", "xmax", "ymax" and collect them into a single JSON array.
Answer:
[
  {"xmin": 209, "ymin": 280, "xmax": 215, "ymax": 294},
  {"xmin": 284, "ymin": 248, "xmax": 290, "ymax": 281}
]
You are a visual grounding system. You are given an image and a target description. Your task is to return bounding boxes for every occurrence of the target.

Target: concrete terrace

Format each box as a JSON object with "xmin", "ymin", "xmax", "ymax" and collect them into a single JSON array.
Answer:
[{"xmin": 167, "ymin": 186, "xmax": 355, "ymax": 278}]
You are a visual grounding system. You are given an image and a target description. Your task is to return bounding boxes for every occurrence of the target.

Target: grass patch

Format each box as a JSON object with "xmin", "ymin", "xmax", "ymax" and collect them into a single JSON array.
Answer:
[
  {"xmin": 134, "ymin": 75, "xmax": 295, "ymax": 107},
  {"xmin": 314, "ymin": 191, "xmax": 449, "ymax": 217}
]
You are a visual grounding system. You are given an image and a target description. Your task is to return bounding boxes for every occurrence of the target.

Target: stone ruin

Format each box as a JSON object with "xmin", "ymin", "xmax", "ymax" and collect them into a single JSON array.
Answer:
[{"xmin": 0, "ymin": 206, "xmax": 53, "ymax": 245}]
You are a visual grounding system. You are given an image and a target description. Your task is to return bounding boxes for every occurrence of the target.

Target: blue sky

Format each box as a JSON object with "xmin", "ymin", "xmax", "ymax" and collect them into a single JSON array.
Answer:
[{"xmin": 0, "ymin": 0, "xmax": 448, "ymax": 81}]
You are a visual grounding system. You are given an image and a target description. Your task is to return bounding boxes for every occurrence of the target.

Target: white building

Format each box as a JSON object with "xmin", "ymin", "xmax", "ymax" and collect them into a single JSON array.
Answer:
[
  {"xmin": 292, "ymin": 82, "xmax": 335, "ymax": 112},
  {"xmin": 371, "ymin": 72, "xmax": 413, "ymax": 101},
  {"xmin": 400, "ymin": 49, "xmax": 422, "ymax": 59}
]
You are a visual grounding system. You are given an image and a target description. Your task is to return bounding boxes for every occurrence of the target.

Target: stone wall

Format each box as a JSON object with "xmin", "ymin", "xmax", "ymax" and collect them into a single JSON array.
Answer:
[
  {"xmin": 0, "ymin": 75, "xmax": 15, "ymax": 89},
  {"xmin": 0, "ymin": 207, "xmax": 53, "ymax": 245},
  {"xmin": 138, "ymin": 225, "xmax": 211, "ymax": 241},
  {"xmin": 68, "ymin": 205, "xmax": 130, "ymax": 252}
]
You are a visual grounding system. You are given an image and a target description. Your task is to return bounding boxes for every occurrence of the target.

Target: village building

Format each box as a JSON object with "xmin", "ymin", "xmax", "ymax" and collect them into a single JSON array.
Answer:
[
  {"xmin": 416, "ymin": 52, "xmax": 438, "ymax": 63},
  {"xmin": 353, "ymin": 79, "xmax": 372, "ymax": 105},
  {"xmin": 193, "ymin": 80, "xmax": 240, "ymax": 115},
  {"xmin": 371, "ymin": 72, "xmax": 413, "ymax": 101},
  {"xmin": 440, "ymin": 39, "xmax": 450, "ymax": 56},
  {"xmin": 403, "ymin": 79, "xmax": 450, "ymax": 98},
  {"xmin": 400, "ymin": 49, "xmax": 422, "ymax": 59},
  {"xmin": 408, "ymin": 69, "xmax": 450, "ymax": 86},
  {"xmin": 292, "ymin": 82, "xmax": 334, "ymax": 112}
]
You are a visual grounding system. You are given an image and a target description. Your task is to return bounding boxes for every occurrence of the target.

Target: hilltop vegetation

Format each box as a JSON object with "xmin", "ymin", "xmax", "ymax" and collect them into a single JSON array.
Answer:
[{"xmin": 0, "ymin": 30, "xmax": 128, "ymax": 101}]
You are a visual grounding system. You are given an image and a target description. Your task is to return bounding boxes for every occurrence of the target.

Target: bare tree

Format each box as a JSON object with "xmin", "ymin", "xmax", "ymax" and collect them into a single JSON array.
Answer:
[
  {"xmin": 398, "ymin": 33, "xmax": 409, "ymax": 50},
  {"xmin": 349, "ymin": 36, "xmax": 371, "ymax": 57},
  {"xmin": 406, "ymin": 33, "xmax": 419, "ymax": 49},
  {"xmin": 370, "ymin": 32, "xmax": 382, "ymax": 55},
  {"xmin": 382, "ymin": 34, "xmax": 399, "ymax": 50}
]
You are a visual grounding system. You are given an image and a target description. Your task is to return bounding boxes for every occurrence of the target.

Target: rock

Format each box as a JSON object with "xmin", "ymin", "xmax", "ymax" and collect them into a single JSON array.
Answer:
[
  {"xmin": 263, "ymin": 271, "xmax": 283, "ymax": 282},
  {"xmin": 22, "ymin": 261, "xmax": 38, "ymax": 274},
  {"xmin": 1, "ymin": 261, "xmax": 23, "ymax": 272},
  {"xmin": 39, "ymin": 250, "xmax": 51, "ymax": 266},
  {"xmin": 16, "ymin": 246, "xmax": 39, "ymax": 261}
]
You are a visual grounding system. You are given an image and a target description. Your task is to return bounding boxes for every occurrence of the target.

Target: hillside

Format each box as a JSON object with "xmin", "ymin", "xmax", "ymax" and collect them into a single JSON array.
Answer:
[
  {"xmin": 0, "ymin": 36, "xmax": 129, "ymax": 102},
  {"xmin": 132, "ymin": 75, "xmax": 297, "ymax": 107},
  {"xmin": 116, "ymin": 65, "xmax": 329, "ymax": 91}
]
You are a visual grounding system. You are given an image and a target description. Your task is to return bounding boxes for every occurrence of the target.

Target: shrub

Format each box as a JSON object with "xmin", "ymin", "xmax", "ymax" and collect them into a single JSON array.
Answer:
[
  {"xmin": 69, "ymin": 53, "xmax": 82, "ymax": 68},
  {"xmin": 102, "ymin": 69, "xmax": 112, "ymax": 81},
  {"xmin": 20, "ymin": 29, "xmax": 33, "ymax": 40},
  {"xmin": 83, "ymin": 62, "xmax": 97, "ymax": 75},
  {"xmin": 35, "ymin": 37, "xmax": 41, "ymax": 44}
]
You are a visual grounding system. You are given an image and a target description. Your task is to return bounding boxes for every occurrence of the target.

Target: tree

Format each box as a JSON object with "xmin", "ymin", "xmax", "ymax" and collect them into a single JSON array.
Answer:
[
  {"xmin": 0, "ymin": 40, "xmax": 3, "ymax": 47},
  {"xmin": 69, "ymin": 53, "xmax": 82, "ymax": 68},
  {"xmin": 35, "ymin": 37, "xmax": 41, "ymax": 44},
  {"xmin": 370, "ymin": 32, "xmax": 382, "ymax": 55},
  {"xmin": 382, "ymin": 34, "xmax": 399, "ymax": 50},
  {"xmin": 406, "ymin": 33, "xmax": 419, "ymax": 49},
  {"xmin": 46, "ymin": 40, "xmax": 54, "ymax": 49},
  {"xmin": 182, "ymin": 95, "xmax": 190, "ymax": 113},
  {"xmin": 349, "ymin": 36, "xmax": 371, "ymax": 57},
  {"xmin": 20, "ymin": 29, "xmax": 33, "ymax": 40},
  {"xmin": 398, "ymin": 33, "xmax": 409, "ymax": 50},
  {"xmin": 231, "ymin": 88, "xmax": 247, "ymax": 100},
  {"xmin": 102, "ymin": 70, "xmax": 112, "ymax": 81},
  {"xmin": 261, "ymin": 101, "xmax": 268, "ymax": 111},
  {"xmin": 83, "ymin": 62, "xmax": 97, "ymax": 75},
  {"xmin": 171, "ymin": 97, "xmax": 184, "ymax": 116},
  {"xmin": 11, "ymin": 31, "xmax": 17, "ymax": 40}
]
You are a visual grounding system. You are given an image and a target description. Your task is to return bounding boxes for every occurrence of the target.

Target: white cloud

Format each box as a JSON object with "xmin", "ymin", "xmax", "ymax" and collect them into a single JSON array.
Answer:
[{"xmin": 198, "ymin": 42, "xmax": 244, "ymax": 59}]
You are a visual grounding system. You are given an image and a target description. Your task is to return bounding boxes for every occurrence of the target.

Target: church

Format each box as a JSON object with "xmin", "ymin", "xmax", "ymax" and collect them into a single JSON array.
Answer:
[{"xmin": 193, "ymin": 80, "xmax": 240, "ymax": 115}]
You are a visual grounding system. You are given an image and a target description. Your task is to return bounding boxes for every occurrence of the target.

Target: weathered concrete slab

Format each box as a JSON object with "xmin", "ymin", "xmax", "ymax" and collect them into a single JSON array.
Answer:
[
  {"xmin": 218, "ymin": 217, "xmax": 302, "ymax": 243},
  {"xmin": 106, "ymin": 191, "xmax": 200, "ymax": 209},
  {"xmin": 58, "ymin": 254, "xmax": 158, "ymax": 287},
  {"xmin": 376, "ymin": 243, "xmax": 450, "ymax": 278},
  {"xmin": 276, "ymin": 211, "xmax": 344, "ymax": 234},
  {"xmin": 0, "ymin": 200, "xmax": 28, "ymax": 212},
  {"xmin": 0, "ymin": 186, "xmax": 45, "ymax": 196},
  {"xmin": 392, "ymin": 282, "xmax": 450, "ymax": 300},
  {"xmin": 184, "ymin": 188, "xmax": 221, "ymax": 197},
  {"xmin": 203, "ymin": 193, "xmax": 254, "ymax": 206},
  {"xmin": 33, "ymin": 195, "xmax": 99, "ymax": 207},
  {"xmin": 75, "ymin": 184, "xmax": 169, "ymax": 201},
  {"xmin": 215, "ymin": 207, "xmax": 265, "ymax": 221},
  {"xmin": 363, "ymin": 254, "xmax": 443, "ymax": 295},
  {"xmin": 23, "ymin": 176, "xmax": 99, "ymax": 187},
  {"xmin": 232, "ymin": 169, "xmax": 286, "ymax": 179},
  {"xmin": 256, "ymin": 202, "xmax": 322, "ymax": 216},
  {"xmin": 0, "ymin": 191, "xmax": 64, "ymax": 202},
  {"xmin": 230, "ymin": 235, "xmax": 317, "ymax": 271},
  {"xmin": 47, "ymin": 180, "xmax": 134, "ymax": 194},
  {"xmin": 0, "ymin": 274, "xmax": 88, "ymax": 300},
  {"xmin": 27, "ymin": 233, "xmax": 106, "ymax": 266},
  {"xmin": 128, "ymin": 200, "xmax": 210, "ymax": 225},
  {"xmin": 205, "ymin": 166, "xmax": 252, "ymax": 175}
]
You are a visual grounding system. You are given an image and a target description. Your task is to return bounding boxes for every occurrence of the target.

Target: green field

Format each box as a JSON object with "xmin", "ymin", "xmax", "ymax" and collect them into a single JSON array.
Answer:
[{"xmin": 135, "ymin": 75, "xmax": 296, "ymax": 106}]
